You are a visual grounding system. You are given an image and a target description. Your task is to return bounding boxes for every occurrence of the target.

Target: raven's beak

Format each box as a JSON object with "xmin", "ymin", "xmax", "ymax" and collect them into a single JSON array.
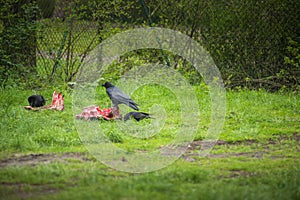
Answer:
[{"xmin": 102, "ymin": 83, "xmax": 105, "ymax": 87}]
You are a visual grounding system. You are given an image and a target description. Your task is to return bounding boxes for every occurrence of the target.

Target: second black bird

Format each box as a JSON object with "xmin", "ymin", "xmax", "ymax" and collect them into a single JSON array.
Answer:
[
  {"xmin": 124, "ymin": 112, "xmax": 151, "ymax": 122},
  {"xmin": 28, "ymin": 94, "xmax": 46, "ymax": 107}
]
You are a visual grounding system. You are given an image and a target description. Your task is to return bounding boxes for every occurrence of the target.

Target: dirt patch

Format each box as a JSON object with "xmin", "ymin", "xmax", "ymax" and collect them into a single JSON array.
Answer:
[
  {"xmin": 186, "ymin": 139, "xmax": 258, "ymax": 151},
  {"xmin": 229, "ymin": 170, "xmax": 256, "ymax": 178},
  {"xmin": 209, "ymin": 151, "xmax": 264, "ymax": 159},
  {"xmin": 181, "ymin": 132, "xmax": 299, "ymax": 162},
  {"xmin": 277, "ymin": 132, "xmax": 300, "ymax": 142},
  {"xmin": 217, "ymin": 170, "xmax": 257, "ymax": 179},
  {"xmin": 182, "ymin": 151, "xmax": 264, "ymax": 161},
  {"xmin": 1, "ymin": 182, "xmax": 59, "ymax": 199},
  {"xmin": 0, "ymin": 152, "xmax": 92, "ymax": 169},
  {"xmin": 1, "ymin": 133, "xmax": 299, "ymax": 167},
  {"xmin": 187, "ymin": 132, "xmax": 299, "ymax": 150}
]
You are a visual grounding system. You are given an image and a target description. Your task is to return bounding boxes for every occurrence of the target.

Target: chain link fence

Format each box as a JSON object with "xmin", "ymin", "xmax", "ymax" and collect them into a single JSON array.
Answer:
[
  {"xmin": 36, "ymin": 10, "xmax": 100, "ymax": 83},
  {"xmin": 1, "ymin": 0, "xmax": 299, "ymax": 89}
]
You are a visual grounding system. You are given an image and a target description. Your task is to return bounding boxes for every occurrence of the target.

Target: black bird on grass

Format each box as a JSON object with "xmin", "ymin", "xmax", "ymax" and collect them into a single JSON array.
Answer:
[
  {"xmin": 124, "ymin": 112, "xmax": 151, "ymax": 122},
  {"xmin": 28, "ymin": 94, "xmax": 46, "ymax": 107},
  {"xmin": 102, "ymin": 82, "xmax": 139, "ymax": 110}
]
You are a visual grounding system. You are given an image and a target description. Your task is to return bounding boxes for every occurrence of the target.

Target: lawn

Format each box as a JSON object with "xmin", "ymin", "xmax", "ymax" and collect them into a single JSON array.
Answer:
[{"xmin": 0, "ymin": 85, "xmax": 299, "ymax": 200}]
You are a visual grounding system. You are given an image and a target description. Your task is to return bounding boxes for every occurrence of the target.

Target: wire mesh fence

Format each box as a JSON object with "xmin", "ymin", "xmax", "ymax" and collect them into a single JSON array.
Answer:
[
  {"xmin": 0, "ymin": 0, "xmax": 299, "ymax": 89},
  {"xmin": 36, "ymin": 17, "xmax": 99, "ymax": 82}
]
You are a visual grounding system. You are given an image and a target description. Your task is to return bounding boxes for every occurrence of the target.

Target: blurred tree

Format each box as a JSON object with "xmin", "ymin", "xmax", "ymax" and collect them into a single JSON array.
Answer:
[
  {"xmin": 0, "ymin": 0, "xmax": 39, "ymax": 87},
  {"xmin": 37, "ymin": 0, "xmax": 55, "ymax": 18}
]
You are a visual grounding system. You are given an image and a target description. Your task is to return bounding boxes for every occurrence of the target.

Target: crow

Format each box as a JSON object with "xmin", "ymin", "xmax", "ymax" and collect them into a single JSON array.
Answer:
[
  {"xmin": 102, "ymin": 82, "xmax": 139, "ymax": 110},
  {"xmin": 28, "ymin": 94, "xmax": 46, "ymax": 107},
  {"xmin": 124, "ymin": 112, "xmax": 151, "ymax": 122}
]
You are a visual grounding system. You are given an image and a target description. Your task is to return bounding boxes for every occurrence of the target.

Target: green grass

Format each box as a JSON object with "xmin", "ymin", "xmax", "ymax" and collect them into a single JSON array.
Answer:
[{"xmin": 0, "ymin": 86, "xmax": 299, "ymax": 199}]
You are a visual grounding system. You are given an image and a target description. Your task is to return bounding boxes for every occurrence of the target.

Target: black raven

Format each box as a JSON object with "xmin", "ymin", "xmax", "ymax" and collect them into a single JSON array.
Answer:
[
  {"xmin": 102, "ymin": 82, "xmax": 139, "ymax": 110},
  {"xmin": 28, "ymin": 94, "xmax": 46, "ymax": 107},
  {"xmin": 124, "ymin": 112, "xmax": 151, "ymax": 121}
]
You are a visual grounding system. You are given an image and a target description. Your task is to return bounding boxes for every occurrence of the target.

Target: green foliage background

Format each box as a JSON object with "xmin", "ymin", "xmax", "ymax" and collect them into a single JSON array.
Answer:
[{"xmin": 0, "ymin": 0, "xmax": 299, "ymax": 90}]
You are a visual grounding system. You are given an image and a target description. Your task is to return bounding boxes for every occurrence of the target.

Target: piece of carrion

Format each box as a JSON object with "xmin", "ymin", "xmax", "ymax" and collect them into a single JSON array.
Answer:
[{"xmin": 25, "ymin": 91, "xmax": 64, "ymax": 111}]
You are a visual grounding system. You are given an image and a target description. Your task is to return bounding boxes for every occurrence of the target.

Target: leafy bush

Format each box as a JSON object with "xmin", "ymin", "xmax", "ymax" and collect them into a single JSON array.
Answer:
[
  {"xmin": 1, "ymin": 0, "xmax": 298, "ymax": 90},
  {"xmin": 0, "ymin": 0, "xmax": 40, "ymax": 88},
  {"xmin": 283, "ymin": 37, "xmax": 300, "ymax": 90},
  {"xmin": 134, "ymin": 0, "xmax": 300, "ymax": 90}
]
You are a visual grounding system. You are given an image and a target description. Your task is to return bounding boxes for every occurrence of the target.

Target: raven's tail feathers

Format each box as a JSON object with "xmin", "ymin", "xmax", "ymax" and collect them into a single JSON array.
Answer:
[{"xmin": 129, "ymin": 101, "xmax": 139, "ymax": 111}]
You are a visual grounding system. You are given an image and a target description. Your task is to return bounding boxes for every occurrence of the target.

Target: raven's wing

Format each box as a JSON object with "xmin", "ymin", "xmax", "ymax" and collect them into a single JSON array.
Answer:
[
  {"xmin": 106, "ymin": 86, "xmax": 130, "ymax": 104},
  {"xmin": 128, "ymin": 100, "xmax": 139, "ymax": 110},
  {"xmin": 133, "ymin": 112, "xmax": 150, "ymax": 120},
  {"xmin": 124, "ymin": 112, "xmax": 133, "ymax": 121},
  {"xmin": 107, "ymin": 86, "xmax": 139, "ymax": 110},
  {"xmin": 28, "ymin": 95, "xmax": 45, "ymax": 107},
  {"xmin": 28, "ymin": 96, "xmax": 35, "ymax": 107},
  {"xmin": 37, "ymin": 95, "xmax": 46, "ymax": 105}
]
